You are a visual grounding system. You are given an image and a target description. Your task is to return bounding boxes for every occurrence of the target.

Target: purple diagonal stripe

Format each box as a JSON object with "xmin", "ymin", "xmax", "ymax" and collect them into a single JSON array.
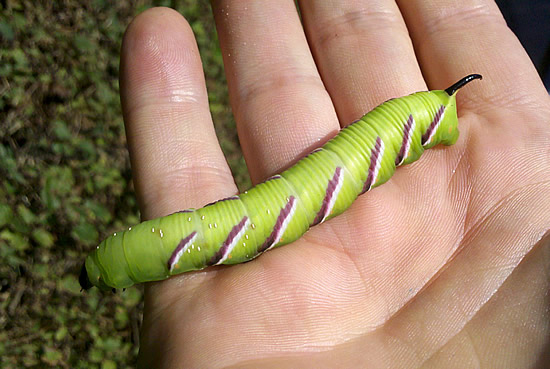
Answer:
[
  {"xmin": 395, "ymin": 114, "xmax": 415, "ymax": 166},
  {"xmin": 422, "ymin": 105, "xmax": 445, "ymax": 146},
  {"xmin": 259, "ymin": 196, "xmax": 297, "ymax": 253},
  {"xmin": 266, "ymin": 174, "xmax": 282, "ymax": 182},
  {"xmin": 167, "ymin": 231, "xmax": 198, "ymax": 272},
  {"xmin": 305, "ymin": 147, "xmax": 323, "ymax": 158},
  {"xmin": 175, "ymin": 209, "xmax": 193, "ymax": 213},
  {"xmin": 311, "ymin": 167, "xmax": 343, "ymax": 226},
  {"xmin": 209, "ymin": 216, "xmax": 249, "ymax": 265},
  {"xmin": 362, "ymin": 136, "xmax": 384, "ymax": 194},
  {"xmin": 204, "ymin": 195, "xmax": 240, "ymax": 208}
]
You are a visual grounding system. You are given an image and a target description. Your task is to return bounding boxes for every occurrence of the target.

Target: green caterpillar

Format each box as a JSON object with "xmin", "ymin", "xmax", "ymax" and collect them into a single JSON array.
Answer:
[{"xmin": 80, "ymin": 74, "xmax": 482, "ymax": 291}]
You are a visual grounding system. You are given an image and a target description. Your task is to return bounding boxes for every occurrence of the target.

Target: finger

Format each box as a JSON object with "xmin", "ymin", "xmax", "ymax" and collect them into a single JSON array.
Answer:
[
  {"xmin": 211, "ymin": 0, "xmax": 340, "ymax": 183},
  {"xmin": 398, "ymin": 0, "xmax": 549, "ymax": 108},
  {"xmin": 298, "ymin": 0, "xmax": 426, "ymax": 124},
  {"xmin": 120, "ymin": 7, "xmax": 236, "ymax": 220}
]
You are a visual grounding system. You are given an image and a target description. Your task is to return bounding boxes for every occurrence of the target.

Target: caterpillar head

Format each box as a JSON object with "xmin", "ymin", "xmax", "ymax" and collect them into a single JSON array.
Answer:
[{"xmin": 80, "ymin": 255, "xmax": 112, "ymax": 291}]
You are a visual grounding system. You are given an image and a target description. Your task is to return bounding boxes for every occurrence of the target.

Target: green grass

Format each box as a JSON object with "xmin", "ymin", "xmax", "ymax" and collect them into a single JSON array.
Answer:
[{"xmin": 0, "ymin": 1, "xmax": 248, "ymax": 367}]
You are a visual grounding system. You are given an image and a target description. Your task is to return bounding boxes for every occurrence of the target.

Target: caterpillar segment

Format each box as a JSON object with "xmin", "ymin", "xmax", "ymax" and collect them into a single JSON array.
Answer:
[{"xmin": 80, "ymin": 74, "xmax": 482, "ymax": 291}]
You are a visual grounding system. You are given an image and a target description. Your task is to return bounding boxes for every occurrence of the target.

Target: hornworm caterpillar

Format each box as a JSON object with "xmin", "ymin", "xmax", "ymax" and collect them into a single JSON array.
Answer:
[{"xmin": 80, "ymin": 74, "xmax": 482, "ymax": 291}]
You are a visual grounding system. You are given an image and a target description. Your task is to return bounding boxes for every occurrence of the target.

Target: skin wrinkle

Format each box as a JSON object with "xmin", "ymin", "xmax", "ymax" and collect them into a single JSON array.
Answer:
[
  {"xmin": 462, "ymin": 180, "xmax": 550, "ymax": 248},
  {"xmin": 312, "ymin": 222, "xmax": 380, "ymax": 326},
  {"xmin": 459, "ymin": 156, "xmax": 496, "ymax": 240},
  {"xmin": 422, "ymin": 233, "xmax": 550, "ymax": 368},
  {"xmin": 139, "ymin": 164, "xmax": 235, "ymax": 219},
  {"xmin": 144, "ymin": 165, "xmax": 233, "ymax": 194},
  {"xmin": 142, "ymin": 269, "xmax": 219, "ymax": 349},
  {"xmin": 444, "ymin": 123, "xmax": 473, "ymax": 245},
  {"xmin": 376, "ymin": 229, "xmax": 490, "ymax": 361},
  {"xmin": 381, "ymin": 233, "xmax": 426, "ymax": 322},
  {"xmin": 301, "ymin": 228, "xmax": 386, "ymax": 333},
  {"xmin": 236, "ymin": 67, "xmax": 324, "ymax": 107},
  {"xmin": 423, "ymin": 337, "xmax": 476, "ymax": 369},
  {"xmin": 308, "ymin": 218, "xmax": 397, "ymax": 330},
  {"xmin": 147, "ymin": 137, "xmax": 225, "ymax": 162},
  {"xmin": 389, "ymin": 291, "xmax": 471, "ymax": 367},
  {"xmin": 442, "ymin": 327, "xmax": 482, "ymax": 369},
  {"xmin": 133, "ymin": 129, "xmax": 222, "ymax": 169},
  {"xmin": 125, "ymin": 95, "xmax": 203, "ymax": 118},
  {"xmin": 446, "ymin": 181, "xmax": 542, "ymax": 285},
  {"xmin": 122, "ymin": 31, "xmax": 204, "ymax": 114},
  {"xmin": 379, "ymin": 326, "xmax": 425, "ymax": 367},
  {"xmin": 473, "ymin": 82, "xmax": 548, "ymax": 112},
  {"xmin": 411, "ymin": 3, "xmax": 506, "ymax": 42},
  {"xmin": 414, "ymin": 184, "xmax": 550, "ymax": 361},
  {"xmin": 310, "ymin": 8, "xmax": 406, "ymax": 48},
  {"xmin": 380, "ymin": 249, "xmax": 451, "ymax": 337}
]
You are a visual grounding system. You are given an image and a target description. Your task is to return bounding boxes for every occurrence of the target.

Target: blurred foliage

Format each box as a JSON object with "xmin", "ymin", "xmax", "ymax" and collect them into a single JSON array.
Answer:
[{"xmin": 0, "ymin": 0, "xmax": 247, "ymax": 367}]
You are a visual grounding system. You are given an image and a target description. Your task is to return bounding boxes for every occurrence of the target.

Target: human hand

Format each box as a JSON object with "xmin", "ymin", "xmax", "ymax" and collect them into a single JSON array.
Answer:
[{"xmin": 119, "ymin": 2, "xmax": 550, "ymax": 368}]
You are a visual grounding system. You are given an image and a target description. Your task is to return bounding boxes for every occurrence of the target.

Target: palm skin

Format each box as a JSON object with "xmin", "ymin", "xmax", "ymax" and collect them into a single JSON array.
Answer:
[{"xmin": 119, "ymin": 2, "xmax": 550, "ymax": 368}]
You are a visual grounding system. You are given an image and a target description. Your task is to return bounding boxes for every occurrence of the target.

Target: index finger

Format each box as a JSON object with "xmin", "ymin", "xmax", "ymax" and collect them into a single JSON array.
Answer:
[{"xmin": 120, "ymin": 8, "xmax": 237, "ymax": 220}]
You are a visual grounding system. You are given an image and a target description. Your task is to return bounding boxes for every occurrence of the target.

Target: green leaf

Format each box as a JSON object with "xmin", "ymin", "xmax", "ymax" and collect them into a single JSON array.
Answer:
[
  {"xmin": 53, "ymin": 120, "xmax": 72, "ymax": 141},
  {"xmin": 92, "ymin": 0, "xmax": 107, "ymax": 9},
  {"xmin": 0, "ymin": 203, "xmax": 13, "ymax": 227},
  {"xmin": 89, "ymin": 347, "xmax": 103, "ymax": 363},
  {"xmin": 17, "ymin": 204, "xmax": 37, "ymax": 225},
  {"xmin": 101, "ymin": 360, "xmax": 117, "ymax": 369},
  {"xmin": 11, "ymin": 213, "xmax": 31, "ymax": 234},
  {"xmin": 122, "ymin": 287, "xmax": 142, "ymax": 307},
  {"xmin": 22, "ymin": 353, "xmax": 39, "ymax": 367},
  {"xmin": 57, "ymin": 276, "xmax": 82, "ymax": 295},
  {"xmin": 86, "ymin": 291, "xmax": 99, "ymax": 311},
  {"xmin": 33, "ymin": 263, "xmax": 49, "ymax": 279},
  {"xmin": 41, "ymin": 346, "xmax": 63, "ymax": 365},
  {"xmin": 84, "ymin": 200, "xmax": 112, "ymax": 223},
  {"xmin": 0, "ymin": 229, "xmax": 28, "ymax": 251},
  {"xmin": 12, "ymin": 12, "xmax": 27, "ymax": 30},
  {"xmin": 0, "ymin": 21, "xmax": 14, "ymax": 41},
  {"xmin": 101, "ymin": 337, "xmax": 122, "ymax": 353},
  {"xmin": 55, "ymin": 326, "xmax": 68, "ymax": 341},
  {"xmin": 0, "ymin": 239, "xmax": 24, "ymax": 267},
  {"xmin": 114, "ymin": 307, "xmax": 128, "ymax": 329},
  {"xmin": 72, "ymin": 222, "xmax": 98, "ymax": 245},
  {"xmin": 39, "ymin": 73, "xmax": 52, "ymax": 84},
  {"xmin": 74, "ymin": 34, "xmax": 95, "ymax": 53},
  {"xmin": 41, "ymin": 166, "xmax": 75, "ymax": 210},
  {"xmin": 11, "ymin": 48, "xmax": 29, "ymax": 70},
  {"xmin": 77, "ymin": 139, "xmax": 97, "ymax": 160},
  {"xmin": 32, "ymin": 228, "xmax": 55, "ymax": 248}
]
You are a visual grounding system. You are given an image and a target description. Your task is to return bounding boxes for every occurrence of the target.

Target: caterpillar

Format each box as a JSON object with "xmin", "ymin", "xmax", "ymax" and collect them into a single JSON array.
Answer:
[{"xmin": 80, "ymin": 74, "xmax": 482, "ymax": 291}]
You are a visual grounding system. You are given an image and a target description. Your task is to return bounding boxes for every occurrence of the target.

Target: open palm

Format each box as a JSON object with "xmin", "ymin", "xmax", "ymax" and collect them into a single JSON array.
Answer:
[{"xmin": 119, "ymin": 2, "xmax": 550, "ymax": 368}]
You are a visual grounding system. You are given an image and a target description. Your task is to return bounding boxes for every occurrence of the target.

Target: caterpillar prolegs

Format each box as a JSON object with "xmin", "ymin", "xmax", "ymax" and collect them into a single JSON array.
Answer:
[{"xmin": 80, "ymin": 74, "xmax": 482, "ymax": 291}]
